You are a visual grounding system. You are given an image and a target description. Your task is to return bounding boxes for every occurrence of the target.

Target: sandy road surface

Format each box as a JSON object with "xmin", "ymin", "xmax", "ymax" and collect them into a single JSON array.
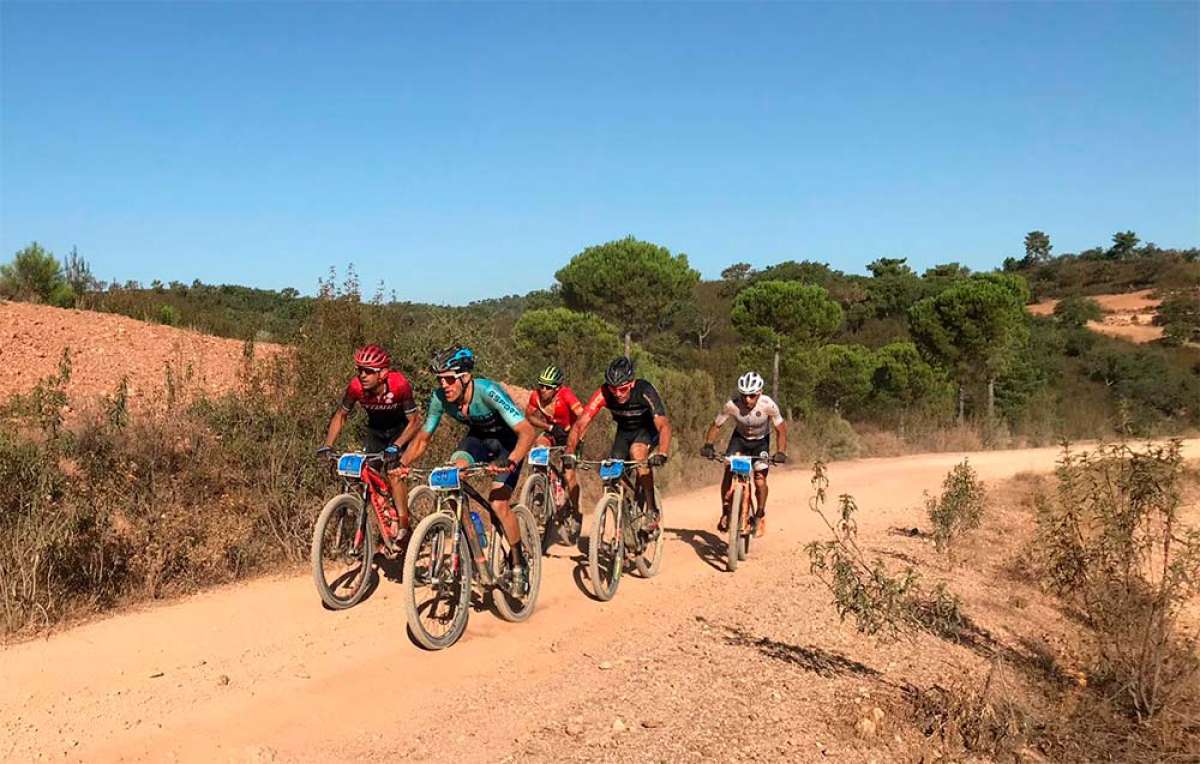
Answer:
[{"xmin": 4, "ymin": 441, "xmax": 1198, "ymax": 762}]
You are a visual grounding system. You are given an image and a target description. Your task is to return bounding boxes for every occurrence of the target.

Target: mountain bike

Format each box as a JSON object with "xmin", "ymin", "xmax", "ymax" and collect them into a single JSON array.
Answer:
[
  {"xmin": 706, "ymin": 453, "xmax": 772, "ymax": 572},
  {"xmin": 402, "ymin": 465, "xmax": 542, "ymax": 650},
  {"xmin": 519, "ymin": 445, "xmax": 581, "ymax": 553},
  {"xmin": 311, "ymin": 451, "xmax": 406, "ymax": 610},
  {"xmin": 578, "ymin": 459, "xmax": 665, "ymax": 601}
]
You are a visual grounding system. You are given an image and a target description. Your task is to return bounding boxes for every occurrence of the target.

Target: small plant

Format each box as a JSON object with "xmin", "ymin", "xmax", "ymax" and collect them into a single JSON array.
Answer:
[
  {"xmin": 926, "ymin": 459, "xmax": 987, "ymax": 555},
  {"xmin": 806, "ymin": 461, "xmax": 966, "ymax": 641},
  {"xmin": 1033, "ymin": 441, "xmax": 1200, "ymax": 721}
]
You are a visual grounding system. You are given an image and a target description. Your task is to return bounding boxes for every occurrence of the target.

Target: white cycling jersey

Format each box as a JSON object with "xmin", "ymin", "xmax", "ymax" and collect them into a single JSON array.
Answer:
[{"xmin": 713, "ymin": 394, "xmax": 784, "ymax": 441}]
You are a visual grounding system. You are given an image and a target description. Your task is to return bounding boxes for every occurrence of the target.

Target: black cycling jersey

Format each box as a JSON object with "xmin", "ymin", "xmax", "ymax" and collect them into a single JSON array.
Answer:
[{"xmin": 583, "ymin": 379, "xmax": 667, "ymax": 433}]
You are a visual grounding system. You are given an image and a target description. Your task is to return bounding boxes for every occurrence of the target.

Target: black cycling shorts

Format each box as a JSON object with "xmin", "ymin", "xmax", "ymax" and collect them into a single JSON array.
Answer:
[
  {"xmin": 363, "ymin": 427, "xmax": 403, "ymax": 454},
  {"xmin": 725, "ymin": 433, "xmax": 770, "ymax": 473},
  {"xmin": 610, "ymin": 427, "xmax": 659, "ymax": 461},
  {"xmin": 453, "ymin": 429, "xmax": 523, "ymax": 490}
]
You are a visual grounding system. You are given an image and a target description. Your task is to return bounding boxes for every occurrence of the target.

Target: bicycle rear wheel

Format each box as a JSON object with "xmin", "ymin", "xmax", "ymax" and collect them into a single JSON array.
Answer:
[
  {"xmin": 491, "ymin": 504, "xmax": 542, "ymax": 621},
  {"xmin": 403, "ymin": 512, "xmax": 471, "ymax": 650},
  {"xmin": 726, "ymin": 483, "xmax": 742, "ymax": 573},
  {"xmin": 407, "ymin": 485, "xmax": 438, "ymax": 525},
  {"xmin": 311, "ymin": 493, "xmax": 375, "ymax": 609},
  {"xmin": 634, "ymin": 487, "xmax": 665, "ymax": 578},
  {"xmin": 588, "ymin": 493, "xmax": 623, "ymax": 601}
]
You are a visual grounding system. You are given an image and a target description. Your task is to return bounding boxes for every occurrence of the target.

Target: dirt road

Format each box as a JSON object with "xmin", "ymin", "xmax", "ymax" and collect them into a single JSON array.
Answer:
[{"xmin": 4, "ymin": 442, "xmax": 1198, "ymax": 762}]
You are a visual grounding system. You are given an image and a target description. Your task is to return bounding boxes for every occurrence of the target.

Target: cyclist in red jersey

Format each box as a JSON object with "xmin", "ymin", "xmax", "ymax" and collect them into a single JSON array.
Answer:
[
  {"xmin": 522, "ymin": 365, "xmax": 584, "ymax": 515},
  {"xmin": 317, "ymin": 344, "xmax": 421, "ymax": 537},
  {"xmin": 565, "ymin": 357, "xmax": 671, "ymax": 529}
]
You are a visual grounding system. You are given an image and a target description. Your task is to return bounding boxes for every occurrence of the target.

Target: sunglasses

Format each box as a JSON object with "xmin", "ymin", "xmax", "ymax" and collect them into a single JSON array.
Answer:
[
  {"xmin": 437, "ymin": 374, "xmax": 464, "ymax": 386},
  {"xmin": 742, "ymin": 392, "xmax": 760, "ymax": 400},
  {"xmin": 610, "ymin": 382, "xmax": 635, "ymax": 393},
  {"xmin": 357, "ymin": 366, "xmax": 383, "ymax": 375},
  {"xmin": 538, "ymin": 383, "xmax": 559, "ymax": 391}
]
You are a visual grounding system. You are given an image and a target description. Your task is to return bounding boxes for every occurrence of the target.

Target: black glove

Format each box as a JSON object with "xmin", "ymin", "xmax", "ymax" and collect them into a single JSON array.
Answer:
[
  {"xmin": 548, "ymin": 424, "xmax": 568, "ymax": 442},
  {"xmin": 383, "ymin": 445, "xmax": 401, "ymax": 466},
  {"xmin": 700, "ymin": 443, "xmax": 716, "ymax": 459},
  {"xmin": 648, "ymin": 453, "xmax": 668, "ymax": 468},
  {"xmin": 315, "ymin": 445, "xmax": 334, "ymax": 460},
  {"xmin": 562, "ymin": 453, "xmax": 578, "ymax": 468},
  {"xmin": 771, "ymin": 451, "xmax": 788, "ymax": 465}
]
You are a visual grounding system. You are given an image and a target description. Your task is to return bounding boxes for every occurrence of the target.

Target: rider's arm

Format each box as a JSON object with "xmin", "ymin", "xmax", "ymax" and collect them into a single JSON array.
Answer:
[
  {"xmin": 508, "ymin": 419, "xmax": 537, "ymax": 464},
  {"xmin": 399, "ymin": 430, "xmax": 432, "ymax": 467},
  {"xmin": 323, "ymin": 406, "xmax": 349, "ymax": 448},
  {"xmin": 323, "ymin": 383, "xmax": 359, "ymax": 447},
  {"xmin": 562, "ymin": 387, "xmax": 585, "ymax": 419},
  {"xmin": 653, "ymin": 414, "xmax": 672, "ymax": 456},
  {"xmin": 702, "ymin": 422, "xmax": 720, "ymax": 448},
  {"xmin": 774, "ymin": 420, "xmax": 788, "ymax": 454},
  {"xmin": 567, "ymin": 388, "xmax": 606, "ymax": 454},
  {"xmin": 523, "ymin": 398, "xmax": 554, "ymax": 431},
  {"xmin": 704, "ymin": 400, "xmax": 733, "ymax": 448},
  {"xmin": 391, "ymin": 376, "xmax": 422, "ymax": 450}
]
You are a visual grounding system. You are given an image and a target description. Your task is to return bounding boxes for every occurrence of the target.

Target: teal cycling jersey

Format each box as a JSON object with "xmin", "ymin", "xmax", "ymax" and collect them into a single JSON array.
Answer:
[{"xmin": 422, "ymin": 377, "xmax": 526, "ymax": 435}]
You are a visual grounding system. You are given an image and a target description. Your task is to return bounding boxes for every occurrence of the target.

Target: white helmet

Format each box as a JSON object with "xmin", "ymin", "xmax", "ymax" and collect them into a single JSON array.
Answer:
[{"xmin": 737, "ymin": 371, "xmax": 765, "ymax": 395}]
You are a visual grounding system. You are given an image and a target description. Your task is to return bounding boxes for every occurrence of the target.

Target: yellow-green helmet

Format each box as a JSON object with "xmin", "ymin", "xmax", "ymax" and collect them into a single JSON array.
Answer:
[{"xmin": 537, "ymin": 365, "xmax": 564, "ymax": 388}]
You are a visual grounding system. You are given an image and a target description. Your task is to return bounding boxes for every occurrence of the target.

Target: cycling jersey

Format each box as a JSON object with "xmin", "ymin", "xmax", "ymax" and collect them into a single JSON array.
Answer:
[
  {"xmin": 525, "ymin": 386, "xmax": 582, "ymax": 432},
  {"xmin": 423, "ymin": 377, "xmax": 526, "ymax": 435},
  {"xmin": 340, "ymin": 371, "xmax": 418, "ymax": 434},
  {"xmin": 583, "ymin": 379, "xmax": 666, "ymax": 433},
  {"xmin": 713, "ymin": 394, "xmax": 783, "ymax": 441}
]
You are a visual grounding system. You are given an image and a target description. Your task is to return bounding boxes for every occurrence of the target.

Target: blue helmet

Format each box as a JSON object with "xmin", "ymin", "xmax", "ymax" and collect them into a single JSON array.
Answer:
[{"xmin": 431, "ymin": 344, "xmax": 475, "ymax": 374}]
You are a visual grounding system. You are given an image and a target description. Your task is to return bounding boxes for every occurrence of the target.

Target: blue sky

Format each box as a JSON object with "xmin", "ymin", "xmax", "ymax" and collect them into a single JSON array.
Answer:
[{"xmin": 2, "ymin": 2, "xmax": 1197, "ymax": 304}]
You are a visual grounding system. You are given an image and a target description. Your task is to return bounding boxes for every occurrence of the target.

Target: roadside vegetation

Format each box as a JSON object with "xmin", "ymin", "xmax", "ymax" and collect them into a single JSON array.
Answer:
[
  {"xmin": 805, "ymin": 444, "xmax": 1199, "ymax": 760},
  {"xmin": 0, "ymin": 231, "xmax": 1197, "ymax": 638}
]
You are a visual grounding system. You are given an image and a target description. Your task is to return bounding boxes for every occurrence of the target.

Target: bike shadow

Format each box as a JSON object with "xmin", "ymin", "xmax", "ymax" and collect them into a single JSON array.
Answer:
[
  {"xmin": 665, "ymin": 526, "xmax": 725, "ymax": 572},
  {"xmin": 322, "ymin": 564, "xmax": 383, "ymax": 611}
]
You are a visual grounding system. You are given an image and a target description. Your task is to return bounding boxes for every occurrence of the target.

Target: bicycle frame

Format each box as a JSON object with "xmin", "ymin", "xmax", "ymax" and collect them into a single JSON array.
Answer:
[
  {"xmin": 582, "ymin": 459, "xmax": 650, "ymax": 546},
  {"xmin": 419, "ymin": 465, "xmax": 507, "ymax": 587},
  {"xmin": 332, "ymin": 451, "xmax": 397, "ymax": 548}
]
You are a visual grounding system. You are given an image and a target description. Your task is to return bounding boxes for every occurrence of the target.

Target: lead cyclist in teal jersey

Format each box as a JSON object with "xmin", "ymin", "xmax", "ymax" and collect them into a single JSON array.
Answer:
[{"xmin": 396, "ymin": 345, "xmax": 537, "ymax": 586}]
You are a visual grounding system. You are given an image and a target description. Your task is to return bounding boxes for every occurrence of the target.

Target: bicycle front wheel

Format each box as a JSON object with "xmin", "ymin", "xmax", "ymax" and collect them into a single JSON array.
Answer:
[
  {"xmin": 588, "ymin": 493, "xmax": 623, "ymax": 601},
  {"xmin": 726, "ymin": 483, "xmax": 742, "ymax": 573},
  {"xmin": 491, "ymin": 504, "xmax": 542, "ymax": 622},
  {"xmin": 634, "ymin": 487, "xmax": 665, "ymax": 578},
  {"xmin": 403, "ymin": 512, "xmax": 471, "ymax": 650},
  {"xmin": 311, "ymin": 493, "xmax": 375, "ymax": 610}
]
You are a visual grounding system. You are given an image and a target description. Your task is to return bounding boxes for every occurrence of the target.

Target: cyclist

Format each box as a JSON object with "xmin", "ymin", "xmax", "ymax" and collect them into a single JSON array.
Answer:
[
  {"xmin": 523, "ymin": 365, "xmax": 584, "ymax": 517},
  {"xmin": 396, "ymin": 345, "xmax": 536, "ymax": 587},
  {"xmin": 564, "ymin": 356, "xmax": 671, "ymax": 530},
  {"xmin": 317, "ymin": 344, "xmax": 420, "ymax": 538},
  {"xmin": 699, "ymin": 371, "xmax": 787, "ymax": 537}
]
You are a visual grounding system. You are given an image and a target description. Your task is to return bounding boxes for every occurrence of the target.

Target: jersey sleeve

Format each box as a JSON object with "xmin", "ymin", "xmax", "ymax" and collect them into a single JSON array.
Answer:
[
  {"xmin": 339, "ymin": 379, "xmax": 361, "ymax": 411},
  {"xmin": 392, "ymin": 373, "xmax": 418, "ymax": 414},
  {"xmin": 480, "ymin": 380, "xmax": 526, "ymax": 430},
  {"xmin": 560, "ymin": 386, "xmax": 582, "ymax": 412},
  {"xmin": 763, "ymin": 395, "xmax": 784, "ymax": 426},
  {"xmin": 422, "ymin": 392, "xmax": 445, "ymax": 434},
  {"xmin": 713, "ymin": 399, "xmax": 736, "ymax": 426},
  {"xmin": 524, "ymin": 390, "xmax": 539, "ymax": 419},
  {"xmin": 583, "ymin": 388, "xmax": 607, "ymax": 418},
  {"xmin": 641, "ymin": 381, "xmax": 667, "ymax": 416}
]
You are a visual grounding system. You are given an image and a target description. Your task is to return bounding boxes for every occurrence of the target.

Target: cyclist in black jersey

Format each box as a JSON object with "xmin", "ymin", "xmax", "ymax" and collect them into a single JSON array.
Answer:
[{"xmin": 565, "ymin": 357, "xmax": 671, "ymax": 525}]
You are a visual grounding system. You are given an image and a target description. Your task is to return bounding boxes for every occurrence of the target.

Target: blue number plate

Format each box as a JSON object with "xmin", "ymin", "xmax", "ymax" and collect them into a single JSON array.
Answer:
[
  {"xmin": 528, "ymin": 447, "xmax": 550, "ymax": 467},
  {"xmin": 729, "ymin": 456, "xmax": 753, "ymax": 475},
  {"xmin": 336, "ymin": 453, "xmax": 366, "ymax": 478},
  {"xmin": 599, "ymin": 460, "xmax": 624, "ymax": 479},
  {"xmin": 429, "ymin": 467, "xmax": 461, "ymax": 491}
]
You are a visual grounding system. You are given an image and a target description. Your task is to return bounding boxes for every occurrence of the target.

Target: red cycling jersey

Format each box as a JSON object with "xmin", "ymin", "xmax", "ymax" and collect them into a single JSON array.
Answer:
[
  {"xmin": 341, "ymin": 371, "xmax": 418, "ymax": 434},
  {"xmin": 525, "ymin": 386, "xmax": 582, "ymax": 431}
]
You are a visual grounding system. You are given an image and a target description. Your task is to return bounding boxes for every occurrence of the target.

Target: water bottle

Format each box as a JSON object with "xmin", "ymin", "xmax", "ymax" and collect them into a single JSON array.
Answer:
[{"xmin": 469, "ymin": 511, "xmax": 487, "ymax": 549}]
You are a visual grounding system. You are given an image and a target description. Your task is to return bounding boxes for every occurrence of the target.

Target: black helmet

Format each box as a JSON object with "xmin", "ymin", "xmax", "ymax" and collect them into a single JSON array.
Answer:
[
  {"xmin": 430, "ymin": 344, "xmax": 475, "ymax": 374},
  {"xmin": 604, "ymin": 356, "xmax": 635, "ymax": 387}
]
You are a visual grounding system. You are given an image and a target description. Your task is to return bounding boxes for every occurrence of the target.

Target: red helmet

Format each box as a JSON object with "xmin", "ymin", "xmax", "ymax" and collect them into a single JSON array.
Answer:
[{"xmin": 353, "ymin": 344, "xmax": 390, "ymax": 369}]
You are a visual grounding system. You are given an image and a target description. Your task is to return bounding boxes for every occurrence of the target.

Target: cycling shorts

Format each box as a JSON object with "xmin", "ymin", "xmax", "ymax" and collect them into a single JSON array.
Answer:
[
  {"xmin": 453, "ymin": 429, "xmax": 523, "ymax": 490},
  {"xmin": 725, "ymin": 433, "xmax": 770, "ymax": 474},
  {"xmin": 610, "ymin": 427, "xmax": 659, "ymax": 461},
  {"xmin": 363, "ymin": 427, "xmax": 404, "ymax": 455}
]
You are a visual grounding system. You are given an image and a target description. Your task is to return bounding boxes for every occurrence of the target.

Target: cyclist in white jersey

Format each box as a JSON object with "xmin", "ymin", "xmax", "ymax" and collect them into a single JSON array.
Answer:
[{"xmin": 699, "ymin": 371, "xmax": 788, "ymax": 537}]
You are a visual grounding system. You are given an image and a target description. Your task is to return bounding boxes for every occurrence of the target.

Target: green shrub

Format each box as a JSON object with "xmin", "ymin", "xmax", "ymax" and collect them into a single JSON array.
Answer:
[{"xmin": 926, "ymin": 459, "xmax": 987, "ymax": 556}]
